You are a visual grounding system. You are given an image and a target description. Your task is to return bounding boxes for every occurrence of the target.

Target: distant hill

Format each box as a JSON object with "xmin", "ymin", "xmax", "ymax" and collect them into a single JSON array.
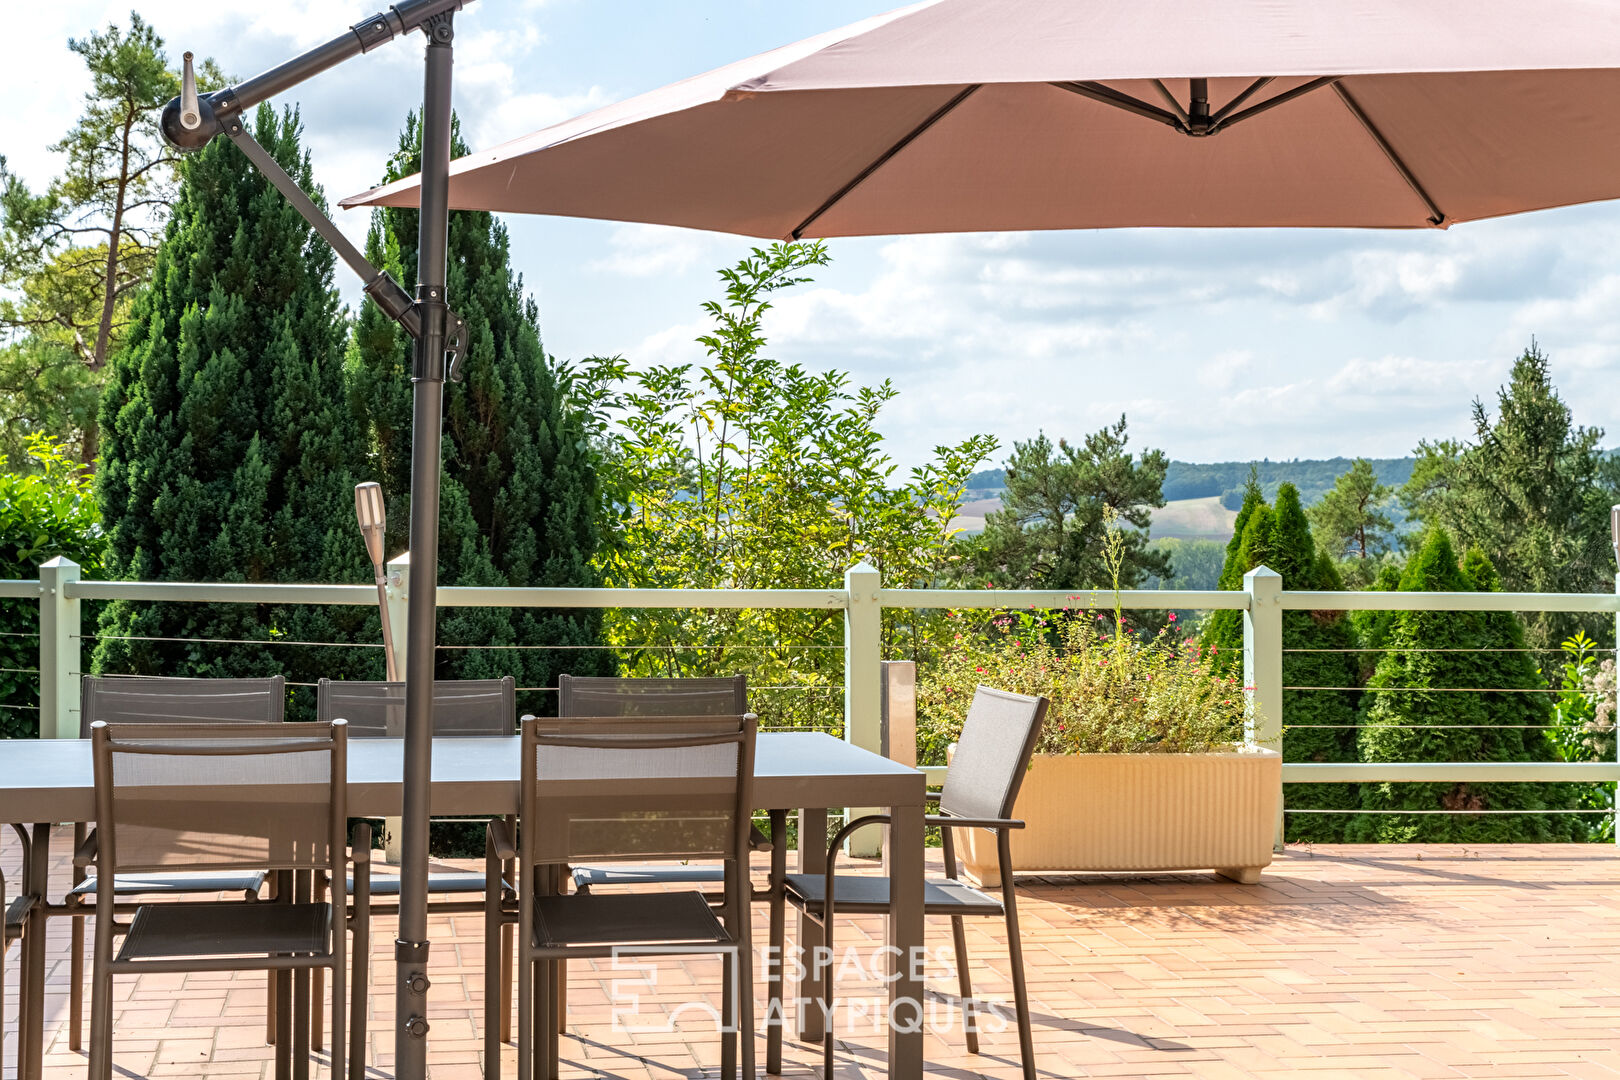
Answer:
[
  {"xmin": 960, "ymin": 456, "xmax": 1419, "ymax": 540},
  {"xmin": 966, "ymin": 456, "xmax": 1417, "ymax": 509}
]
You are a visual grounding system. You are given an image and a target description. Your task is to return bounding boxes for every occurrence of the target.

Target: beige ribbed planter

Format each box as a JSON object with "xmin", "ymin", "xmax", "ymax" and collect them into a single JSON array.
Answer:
[{"xmin": 957, "ymin": 749, "xmax": 1281, "ymax": 887}]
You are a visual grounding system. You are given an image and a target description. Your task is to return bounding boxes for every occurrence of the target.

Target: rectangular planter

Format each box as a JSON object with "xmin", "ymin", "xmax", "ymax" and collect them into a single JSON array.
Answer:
[{"xmin": 957, "ymin": 749, "xmax": 1281, "ymax": 886}]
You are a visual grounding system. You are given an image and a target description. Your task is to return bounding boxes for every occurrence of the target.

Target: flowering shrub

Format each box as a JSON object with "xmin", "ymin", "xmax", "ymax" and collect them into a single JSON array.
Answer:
[{"xmin": 916, "ymin": 609, "xmax": 1253, "ymax": 764}]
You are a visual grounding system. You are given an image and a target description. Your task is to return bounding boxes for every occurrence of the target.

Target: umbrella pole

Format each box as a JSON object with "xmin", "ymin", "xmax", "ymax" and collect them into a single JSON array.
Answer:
[
  {"xmin": 397, "ymin": 13, "xmax": 456, "ymax": 1078},
  {"xmin": 158, "ymin": 5, "xmax": 473, "ymax": 1077}
]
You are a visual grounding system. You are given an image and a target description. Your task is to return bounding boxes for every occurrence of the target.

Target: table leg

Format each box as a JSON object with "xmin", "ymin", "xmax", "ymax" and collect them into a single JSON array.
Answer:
[
  {"xmin": 293, "ymin": 869, "xmax": 311, "ymax": 1080},
  {"xmin": 794, "ymin": 807, "xmax": 826, "ymax": 1044},
  {"xmin": 886, "ymin": 801, "xmax": 924, "ymax": 1080},
  {"xmin": 21, "ymin": 824, "xmax": 50, "ymax": 1080},
  {"xmin": 274, "ymin": 871, "xmax": 293, "ymax": 1080}
]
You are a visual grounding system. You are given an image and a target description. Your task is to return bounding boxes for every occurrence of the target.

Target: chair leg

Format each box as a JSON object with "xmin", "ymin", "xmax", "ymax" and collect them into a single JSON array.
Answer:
[
  {"xmin": 515, "ymin": 951, "xmax": 532, "ymax": 1080},
  {"xmin": 820, "ymin": 909, "xmax": 836, "ymax": 1080},
  {"xmin": 350, "ymin": 885, "xmax": 369, "ymax": 1080},
  {"xmin": 312, "ymin": 873, "xmax": 327, "ymax": 1052},
  {"xmin": 738, "ymin": 904, "xmax": 756, "ymax": 1080},
  {"xmin": 293, "ymin": 870, "xmax": 312, "ymax": 1080},
  {"xmin": 69, "ymin": 822, "xmax": 85, "ymax": 1053},
  {"xmin": 765, "ymin": 810, "xmax": 786, "ymax": 1075},
  {"xmin": 998, "ymin": 833, "xmax": 1035, "ymax": 1080},
  {"xmin": 721, "ymin": 947, "xmax": 737, "ymax": 1080},
  {"xmin": 330, "ymin": 949, "xmax": 347, "ymax": 1080},
  {"xmin": 88, "ymin": 906, "xmax": 115, "ymax": 1080},
  {"xmin": 500, "ymin": 919, "xmax": 514, "ymax": 1044},
  {"xmin": 69, "ymin": 907, "xmax": 84, "ymax": 1052},
  {"xmin": 485, "ymin": 833, "xmax": 505, "ymax": 1079},
  {"xmin": 950, "ymin": 916, "xmax": 979, "ymax": 1054},
  {"xmin": 266, "ymin": 869, "xmax": 279, "ymax": 1047}
]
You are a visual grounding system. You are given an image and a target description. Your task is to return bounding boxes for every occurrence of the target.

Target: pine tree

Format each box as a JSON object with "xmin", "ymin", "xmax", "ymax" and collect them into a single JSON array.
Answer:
[
  {"xmin": 1349, "ymin": 529, "xmax": 1582, "ymax": 842},
  {"xmin": 93, "ymin": 105, "xmax": 379, "ymax": 713},
  {"xmin": 347, "ymin": 114, "xmax": 608, "ymax": 716},
  {"xmin": 1203, "ymin": 483, "xmax": 1360, "ymax": 840}
]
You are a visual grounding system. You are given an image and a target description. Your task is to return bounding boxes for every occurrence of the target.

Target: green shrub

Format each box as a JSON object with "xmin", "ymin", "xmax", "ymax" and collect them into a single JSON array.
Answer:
[{"xmin": 0, "ymin": 436, "xmax": 103, "ymax": 738}]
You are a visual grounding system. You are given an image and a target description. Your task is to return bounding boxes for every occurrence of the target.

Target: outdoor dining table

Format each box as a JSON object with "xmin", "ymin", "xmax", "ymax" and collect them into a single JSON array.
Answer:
[{"xmin": 0, "ymin": 731, "xmax": 929, "ymax": 1080}]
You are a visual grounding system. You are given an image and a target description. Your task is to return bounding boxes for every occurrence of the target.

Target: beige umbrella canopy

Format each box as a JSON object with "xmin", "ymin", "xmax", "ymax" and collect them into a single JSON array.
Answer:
[{"xmin": 342, "ymin": 0, "xmax": 1620, "ymax": 236}]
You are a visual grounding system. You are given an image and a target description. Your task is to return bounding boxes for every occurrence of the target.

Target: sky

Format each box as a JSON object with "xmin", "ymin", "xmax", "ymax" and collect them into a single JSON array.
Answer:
[{"xmin": 8, "ymin": 0, "xmax": 1620, "ymax": 472}]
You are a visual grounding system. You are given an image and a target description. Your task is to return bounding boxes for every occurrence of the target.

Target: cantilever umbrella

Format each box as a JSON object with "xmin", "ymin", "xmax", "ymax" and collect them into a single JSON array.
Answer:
[{"xmin": 342, "ymin": 0, "xmax": 1620, "ymax": 235}]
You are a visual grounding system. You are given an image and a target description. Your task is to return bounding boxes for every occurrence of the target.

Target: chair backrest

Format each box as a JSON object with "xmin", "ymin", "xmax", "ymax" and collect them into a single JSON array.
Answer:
[
  {"xmin": 557, "ymin": 675, "xmax": 746, "ymax": 718},
  {"xmin": 519, "ymin": 713, "xmax": 757, "ymax": 869},
  {"xmin": 80, "ymin": 675, "xmax": 286, "ymax": 737},
  {"xmin": 938, "ymin": 686, "xmax": 1048, "ymax": 822},
  {"xmin": 90, "ymin": 719, "xmax": 347, "ymax": 876},
  {"xmin": 316, "ymin": 677, "xmax": 515, "ymax": 737}
]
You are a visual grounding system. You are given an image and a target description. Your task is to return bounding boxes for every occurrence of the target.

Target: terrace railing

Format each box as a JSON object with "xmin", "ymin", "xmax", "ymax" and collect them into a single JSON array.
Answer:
[{"xmin": 7, "ymin": 557, "xmax": 1620, "ymax": 848}]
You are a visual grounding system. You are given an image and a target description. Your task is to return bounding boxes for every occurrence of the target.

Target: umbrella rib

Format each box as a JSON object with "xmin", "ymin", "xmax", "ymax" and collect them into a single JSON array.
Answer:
[
  {"xmin": 1331, "ymin": 82, "xmax": 1447, "ymax": 227},
  {"xmin": 791, "ymin": 84, "xmax": 981, "ymax": 240},
  {"xmin": 1052, "ymin": 80, "xmax": 1186, "ymax": 132},
  {"xmin": 1210, "ymin": 75, "xmax": 1341, "ymax": 132},
  {"xmin": 1209, "ymin": 76, "xmax": 1274, "ymax": 125}
]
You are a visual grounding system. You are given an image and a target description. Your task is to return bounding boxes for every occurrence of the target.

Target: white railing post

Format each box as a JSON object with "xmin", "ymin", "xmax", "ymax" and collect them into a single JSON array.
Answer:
[
  {"xmin": 844, "ymin": 561, "xmax": 883, "ymax": 856},
  {"xmin": 384, "ymin": 550, "xmax": 411, "ymax": 864},
  {"xmin": 1613, "ymin": 570, "xmax": 1619, "ymax": 845},
  {"xmin": 38, "ymin": 556, "xmax": 81, "ymax": 740},
  {"xmin": 1243, "ymin": 565, "xmax": 1284, "ymax": 850}
]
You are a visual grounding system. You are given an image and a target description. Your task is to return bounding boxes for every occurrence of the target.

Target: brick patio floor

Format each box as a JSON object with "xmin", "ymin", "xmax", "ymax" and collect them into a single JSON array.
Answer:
[{"xmin": 4, "ymin": 831, "xmax": 1618, "ymax": 1079}]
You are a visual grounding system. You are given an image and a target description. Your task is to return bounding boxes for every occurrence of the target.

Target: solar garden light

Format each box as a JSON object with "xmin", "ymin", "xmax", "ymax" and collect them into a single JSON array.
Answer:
[
  {"xmin": 1611, "ymin": 506, "xmax": 1620, "ymax": 567},
  {"xmin": 356, "ymin": 482, "xmax": 400, "ymax": 681}
]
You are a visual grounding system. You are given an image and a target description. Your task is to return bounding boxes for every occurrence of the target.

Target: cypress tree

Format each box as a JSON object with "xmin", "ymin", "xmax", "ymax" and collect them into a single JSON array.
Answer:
[
  {"xmin": 1349, "ymin": 529, "xmax": 1582, "ymax": 841},
  {"xmin": 347, "ymin": 114, "xmax": 608, "ymax": 716},
  {"xmin": 1203, "ymin": 483, "xmax": 1360, "ymax": 841},
  {"xmin": 94, "ymin": 105, "xmax": 379, "ymax": 712}
]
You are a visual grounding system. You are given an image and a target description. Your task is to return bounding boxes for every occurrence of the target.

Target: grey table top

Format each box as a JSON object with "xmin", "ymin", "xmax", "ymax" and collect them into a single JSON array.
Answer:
[{"xmin": 0, "ymin": 731, "xmax": 926, "ymax": 822}]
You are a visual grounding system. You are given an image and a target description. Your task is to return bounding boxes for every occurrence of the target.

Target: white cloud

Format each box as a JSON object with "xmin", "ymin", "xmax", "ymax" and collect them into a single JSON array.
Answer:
[{"xmin": 588, "ymin": 224, "xmax": 719, "ymax": 278}]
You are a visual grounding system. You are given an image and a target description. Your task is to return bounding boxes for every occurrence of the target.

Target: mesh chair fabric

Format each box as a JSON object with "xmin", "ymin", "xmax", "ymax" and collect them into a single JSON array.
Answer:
[
  {"xmin": 316, "ymin": 677, "xmax": 514, "ymax": 737},
  {"xmin": 938, "ymin": 686, "xmax": 1048, "ymax": 822},
  {"xmin": 80, "ymin": 675, "xmax": 284, "ymax": 737},
  {"xmin": 558, "ymin": 675, "xmax": 746, "ymax": 718},
  {"xmin": 95, "ymin": 722, "xmax": 342, "ymax": 873},
  {"xmin": 524, "ymin": 716, "xmax": 752, "ymax": 865}
]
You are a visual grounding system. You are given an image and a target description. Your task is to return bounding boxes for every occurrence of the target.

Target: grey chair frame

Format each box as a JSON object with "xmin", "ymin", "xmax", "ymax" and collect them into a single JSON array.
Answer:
[
  {"xmin": 486, "ymin": 713, "xmax": 759, "ymax": 1080},
  {"xmin": 768, "ymin": 685, "xmax": 1048, "ymax": 1080},
  {"xmin": 2, "ymin": 824, "xmax": 35, "ymax": 1080},
  {"xmin": 84, "ymin": 719, "xmax": 370, "ymax": 1080},
  {"xmin": 313, "ymin": 676, "xmax": 518, "ymax": 1048},
  {"xmin": 65, "ymin": 674, "xmax": 287, "ymax": 1053}
]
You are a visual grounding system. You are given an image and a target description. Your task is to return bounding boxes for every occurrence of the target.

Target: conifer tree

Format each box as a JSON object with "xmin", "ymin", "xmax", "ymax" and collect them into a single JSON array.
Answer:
[
  {"xmin": 347, "ymin": 114, "xmax": 608, "ymax": 715},
  {"xmin": 1203, "ymin": 483, "xmax": 1360, "ymax": 840},
  {"xmin": 1350, "ymin": 529, "xmax": 1581, "ymax": 841},
  {"xmin": 93, "ymin": 105, "xmax": 378, "ymax": 713}
]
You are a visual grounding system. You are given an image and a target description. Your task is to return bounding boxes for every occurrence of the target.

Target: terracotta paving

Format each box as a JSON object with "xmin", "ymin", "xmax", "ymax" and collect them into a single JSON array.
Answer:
[{"xmin": 4, "ymin": 830, "xmax": 1619, "ymax": 1079}]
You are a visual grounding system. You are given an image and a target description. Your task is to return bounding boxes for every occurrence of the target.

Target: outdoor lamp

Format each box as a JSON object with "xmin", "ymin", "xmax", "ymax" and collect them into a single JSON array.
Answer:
[{"xmin": 356, "ymin": 482, "xmax": 400, "ymax": 681}]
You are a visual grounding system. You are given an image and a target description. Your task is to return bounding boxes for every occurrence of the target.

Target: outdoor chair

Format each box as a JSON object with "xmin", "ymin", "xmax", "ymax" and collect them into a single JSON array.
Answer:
[
  {"xmin": 485, "ymin": 713, "xmax": 759, "ymax": 1080},
  {"xmin": 314, "ymin": 676, "xmax": 518, "ymax": 1047},
  {"xmin": 3, "ymin": 824, "xmax": 35, "ymax": 1079},
  {"xmin": 83, "ymin": 719, "xmax": 369, "ymax": 1080},
  {"xmin": 768, "ymin": 685, "xmax": 1047, "ymax": 1080},
  {"xmin": 65, "ymin": 674, "xmax": 287, "ymax": 1052},
  {"xmin": 557, "ymin": 675, "xmax": 775, "ymax": 893}
]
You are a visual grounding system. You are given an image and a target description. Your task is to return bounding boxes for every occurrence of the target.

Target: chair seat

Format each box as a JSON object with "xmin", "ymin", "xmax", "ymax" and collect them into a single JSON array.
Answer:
[
  {"xmin": 783, "ymin": 874, "xmax": 1004, "ymax": 917},
  {"xmin": 350, "ymin": 871, "xmax": 502, "ymax": 896},
  {"xmin": 4, "ymin": 894, "xmax": 31, "ymax": 944},
  {"xmin": 118, "ymin": 901, "xmax": 331, "ymax": 962},
  {"xmin": 69, "ymin": 871, "xmax": 266, "ymax": 899},
  {"xmin": 532, "ymin": 890, "xmax": 729, "ymax": 948}
]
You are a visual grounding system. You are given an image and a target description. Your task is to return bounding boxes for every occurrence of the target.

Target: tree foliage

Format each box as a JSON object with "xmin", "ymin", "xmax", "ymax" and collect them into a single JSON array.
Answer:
[
  {"xmin": 0, "ymin": 16, "xmax": 220, "ymax": 462},
  {"xmin": 346, "ymin": 113, "xmax": 610, "ymax": 716},
  {"xmin": 970, "ymin": 417, "xmax": 1169, "ymax": 591},
  {"xmin": 1400, "ymin": 342, "xmax": 1614, "ymax": 648},
  {"xmin": 1309, "ymin": 457, "xmax": 1396, "ymax": 586},
  {"xmin": 93, "ymin": 105, "xmax": 376, "ymax": 716},
  {"xmin": 1202, "ymin": 481, "xmax": 1360, "ymax": 841},
  {"xmin": 582, "ymin": 242, "xmax": 995, "ymax": 732},
  {"xmin": 1350, "ymin": 529, "xmax": 1583, "ymax": 841},
  {"xmin": 0, "ymin": 437, "xmax": 104, "ymax": 737}
]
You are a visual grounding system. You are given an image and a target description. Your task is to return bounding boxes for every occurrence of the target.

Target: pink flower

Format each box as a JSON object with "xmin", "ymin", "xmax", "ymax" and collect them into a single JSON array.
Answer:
[{"xmin": 1167, "ymin": 613, "xmax": 1177, "ymax": 622}]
